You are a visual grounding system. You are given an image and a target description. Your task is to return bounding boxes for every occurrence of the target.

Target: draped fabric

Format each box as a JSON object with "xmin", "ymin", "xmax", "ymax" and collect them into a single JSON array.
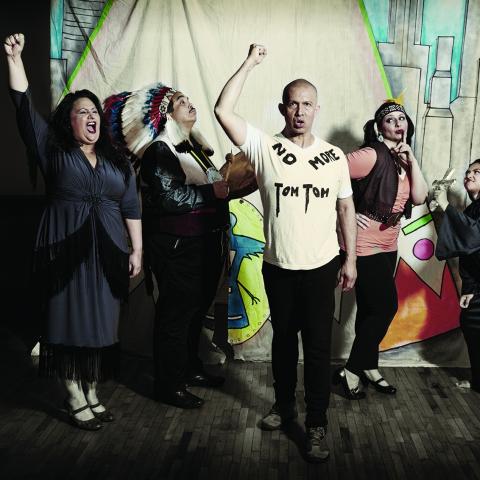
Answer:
[{"xmin": 50, "ymin": 0, "xmax": 470, "ymax": 366}]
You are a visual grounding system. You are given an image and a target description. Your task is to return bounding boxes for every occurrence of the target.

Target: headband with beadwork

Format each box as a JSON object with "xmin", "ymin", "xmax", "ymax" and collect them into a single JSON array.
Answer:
[{"xmin": 374, "ymin": 103, "xmax": 406, "ymax": 124}]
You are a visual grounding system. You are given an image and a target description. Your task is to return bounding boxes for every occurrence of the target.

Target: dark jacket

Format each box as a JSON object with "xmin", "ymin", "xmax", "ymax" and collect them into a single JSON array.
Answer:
[
  {"xmin": 436, "ymin": 199, "xmax": 480, "ymax": 295},
  {"xmin": 140, "ymin": 140, "xmax": 229, "ymax": 237}
]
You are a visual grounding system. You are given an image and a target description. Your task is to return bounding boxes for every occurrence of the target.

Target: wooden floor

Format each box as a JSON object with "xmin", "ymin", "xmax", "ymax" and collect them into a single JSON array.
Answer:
[{"xmin": 1, "ymin": 333, "xmax": 480, "ymax": 479}]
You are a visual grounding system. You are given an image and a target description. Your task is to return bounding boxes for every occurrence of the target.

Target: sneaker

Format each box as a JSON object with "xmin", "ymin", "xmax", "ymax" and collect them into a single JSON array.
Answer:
[
  {"xmin": 305, "ymin": 426, "xmax": 329, "ymax": 463},
  {"xmin": 260, "ymin": 403, "xmax": 297, "ymax": 430}
]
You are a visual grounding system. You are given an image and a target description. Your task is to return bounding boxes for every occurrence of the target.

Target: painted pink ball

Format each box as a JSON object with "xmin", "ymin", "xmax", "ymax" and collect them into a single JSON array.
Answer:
[{"xmin": 413, "ymin": 238, "xmax": 434, "ymax": 260}]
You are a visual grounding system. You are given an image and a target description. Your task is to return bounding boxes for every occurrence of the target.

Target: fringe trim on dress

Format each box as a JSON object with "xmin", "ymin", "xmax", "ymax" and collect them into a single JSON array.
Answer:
[
  {"xmin": 95, "ymin": 216, "xmax": 130, "ymax": 300},
  {"xmin": 39, "ymin": 342, "xmax": 119, "ymax": 382},
  {"xmin": 33, "ymin": 213, "xmax": 93, "ymax": 301},
  {"xmin": 33, "ymin": 210, "xmax": 130, "ymax": 302}
]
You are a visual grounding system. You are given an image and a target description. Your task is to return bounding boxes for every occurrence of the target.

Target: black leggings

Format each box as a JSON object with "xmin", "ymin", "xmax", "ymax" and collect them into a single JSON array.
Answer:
[{"xmin": 346, "ymin": 251, "xmax": 398, "ymax": 374}]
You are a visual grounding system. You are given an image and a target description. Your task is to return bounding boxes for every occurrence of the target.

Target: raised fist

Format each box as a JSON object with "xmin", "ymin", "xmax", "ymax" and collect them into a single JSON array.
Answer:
[
  {"xmin": 246, "ymin": 43, "xmax": 267, "ymax": 67},
  {"xmin": 4, "ymin": 33, "xmax": 25, "ymax": 58}
]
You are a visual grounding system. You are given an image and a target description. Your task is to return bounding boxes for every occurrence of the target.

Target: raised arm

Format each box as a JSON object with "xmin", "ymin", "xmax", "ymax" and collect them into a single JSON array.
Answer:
[
  {"xmin": 4, "ymin": 33, "xmax": 28, "ymax": 92},
  {"xmin": 214, "ymin": 44, "xmax": 267, "ymax": 146}
]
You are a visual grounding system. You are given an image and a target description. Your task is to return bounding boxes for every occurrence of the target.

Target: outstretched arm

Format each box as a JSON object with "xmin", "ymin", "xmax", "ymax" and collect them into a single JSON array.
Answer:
[
  {"xmin": 4, "ymin": 33, "xmax": 28, "ymax": 92},
  {"xmin": 214, "ymin": 44, "xmax": 267, "ymax": 146}
]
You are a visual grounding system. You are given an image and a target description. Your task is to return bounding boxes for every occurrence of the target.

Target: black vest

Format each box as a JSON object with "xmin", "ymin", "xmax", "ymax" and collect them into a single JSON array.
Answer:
[{"xmin": 352, "ymin": 141, "xmax": 412, "ymax": 224}]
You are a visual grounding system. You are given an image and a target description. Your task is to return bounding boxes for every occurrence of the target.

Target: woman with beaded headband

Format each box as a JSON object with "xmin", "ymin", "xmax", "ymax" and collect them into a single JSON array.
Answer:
[
  {"xmin": 105, "ymin": 83, "xmax": 230, "ymax": 409},
  {"xmin": 333, "ymin": 101, "xmax": 428, "ymax": 399}
]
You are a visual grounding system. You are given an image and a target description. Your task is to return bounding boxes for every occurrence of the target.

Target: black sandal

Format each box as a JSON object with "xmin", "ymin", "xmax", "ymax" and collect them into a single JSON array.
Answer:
[
  {"xmin": 88, "ymin": 402, "xmax": 115, "ymax": 422},
  {"xmin": 63, "ymin": 400, "xmax": 102, "ymax": 431}
]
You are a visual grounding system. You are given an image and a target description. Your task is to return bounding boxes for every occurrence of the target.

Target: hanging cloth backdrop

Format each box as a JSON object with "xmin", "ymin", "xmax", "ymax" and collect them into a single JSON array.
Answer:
[{"xmin": 50, "ymin": 0, "xmax": 465, "ymax": 366}]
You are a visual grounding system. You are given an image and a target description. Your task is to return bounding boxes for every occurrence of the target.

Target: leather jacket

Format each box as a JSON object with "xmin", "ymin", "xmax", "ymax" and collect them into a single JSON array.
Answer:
[{"xmin": 140, "ymin": 140, "xmax": 228, "ymax": 236}]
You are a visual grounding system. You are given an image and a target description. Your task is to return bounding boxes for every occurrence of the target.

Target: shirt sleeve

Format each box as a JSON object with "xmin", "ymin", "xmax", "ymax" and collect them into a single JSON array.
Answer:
[
  {"xmin": 436, "ymin": 204, "xmax": 480, "ymax": 259},
  {"xmin": 337, "ymin": 150, "xmax": 353, "ymax": 199},
  {"xmin": 238, "ymin": 122, "xmax": 266, "ymax": 171},
  {"xmin": 459, "ymin": 257, "xmax": 479, "ymax": 295},
  {"xmin": 346, "ymin": 147, "xmax": 377, "ymax": 179},
  {"xmin": 120, "ymin": 165, "xmax": 141, "ymax": 219},
  {"xmin": 10, "ymin": 88, "xmax": 49, "ymax": 175}
]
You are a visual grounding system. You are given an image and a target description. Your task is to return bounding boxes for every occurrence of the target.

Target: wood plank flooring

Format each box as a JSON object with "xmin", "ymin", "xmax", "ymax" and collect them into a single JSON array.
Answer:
[{"xmin": 1, "ymin": 335, "xmax": 479, "ymax": 479}]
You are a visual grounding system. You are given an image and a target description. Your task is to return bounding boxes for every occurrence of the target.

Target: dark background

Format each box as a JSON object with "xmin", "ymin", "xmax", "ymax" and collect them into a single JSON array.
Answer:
[{"xmin": 1, "ymin": 1, "xmax": 50, "ymax": 348}]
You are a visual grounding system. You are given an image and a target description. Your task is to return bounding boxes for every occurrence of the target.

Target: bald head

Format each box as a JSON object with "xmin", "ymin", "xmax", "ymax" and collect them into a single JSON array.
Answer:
[{"xmin": 282, "ymin": 79, "xmax": 317, "ymax": 104}]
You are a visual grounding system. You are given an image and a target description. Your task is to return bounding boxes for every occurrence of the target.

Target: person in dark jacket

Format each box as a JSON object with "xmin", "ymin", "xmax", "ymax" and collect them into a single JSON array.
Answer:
[
  {"xmin": 120, "ymin": 85, "xmax": 230, "ymax": 409},
  {"xmin": 434, "ymin": 160, "xmax": 480, "ymax": 393},
  {"xmin": 5, "ymin": 33, "xmax": 142, "ymax": 431}
]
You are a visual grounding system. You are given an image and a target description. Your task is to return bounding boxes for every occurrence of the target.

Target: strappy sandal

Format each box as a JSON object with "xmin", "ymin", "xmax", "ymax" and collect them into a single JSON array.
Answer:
[
  {"xmin": 360, "ymin": 373, "xmax": 397, "ymax": 395},
  {"xmin": 63, "ymin": 400, "xmax": 102, "ymax": 431},
  {"xmin": 88, "ymin": 402, "xmax": 115, "ymax": 422}
]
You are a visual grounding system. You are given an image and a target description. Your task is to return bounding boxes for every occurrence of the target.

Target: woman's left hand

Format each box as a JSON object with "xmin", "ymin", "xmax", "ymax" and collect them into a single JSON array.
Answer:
[{"xmin": 129, "ymin": 250, "xmax": 142, "ymax": 278}]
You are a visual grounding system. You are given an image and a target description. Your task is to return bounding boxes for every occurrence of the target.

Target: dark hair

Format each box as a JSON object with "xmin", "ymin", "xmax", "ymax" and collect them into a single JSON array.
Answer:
[
  {"xmin": 361, "ymin": 101, "xmax": 415, "ymax": 148},
  {"xmin": 468, "ymin": 159, "xmax": 480, "ymax": 169},
  {"xmin": 281, "ymin": 79, "xmax": 317, "ymax": 104},
  {"xmin": 48, "ymin": 89, "xmax": 131, "ymax": 182}
]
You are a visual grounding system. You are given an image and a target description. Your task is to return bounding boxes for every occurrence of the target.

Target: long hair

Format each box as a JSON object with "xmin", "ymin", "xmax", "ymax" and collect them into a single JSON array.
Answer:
[
  {"xmin": 48, "ymin": 89, "xmax": 131, "ymax": 183},
  {"xmin": 361, "ymin": 101, "xmax": 415, "ymax": 148}
]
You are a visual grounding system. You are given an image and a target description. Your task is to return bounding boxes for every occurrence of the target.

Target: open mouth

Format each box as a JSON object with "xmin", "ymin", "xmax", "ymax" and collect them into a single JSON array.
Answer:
[
  {"xmin": 294, "ymin": 120, "xmax": 305, "ymax": 128},
  {"xmin": 86, "ymin": 121, "xmax": 97, "ymax": 134}
]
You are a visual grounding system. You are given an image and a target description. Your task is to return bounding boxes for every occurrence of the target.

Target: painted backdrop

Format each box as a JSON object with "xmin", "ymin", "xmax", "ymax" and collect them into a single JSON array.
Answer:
[{"xmin": 50, "ymin": 0, "xmax": 480, "ymax": 365}]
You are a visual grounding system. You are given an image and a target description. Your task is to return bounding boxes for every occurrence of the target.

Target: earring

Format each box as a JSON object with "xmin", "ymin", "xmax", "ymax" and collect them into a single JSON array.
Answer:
[{"xmin": 374, "ymin": 122, "xmax": 383, "ymax": 142}]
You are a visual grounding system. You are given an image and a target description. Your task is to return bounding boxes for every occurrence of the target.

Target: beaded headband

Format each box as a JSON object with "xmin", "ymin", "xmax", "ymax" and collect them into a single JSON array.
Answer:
[{"xmin": 375, "ymin": 103, "xmax": 406, "ymax": 124}]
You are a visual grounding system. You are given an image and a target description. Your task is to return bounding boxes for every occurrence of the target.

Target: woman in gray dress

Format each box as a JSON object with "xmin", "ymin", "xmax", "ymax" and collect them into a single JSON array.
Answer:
[{"xmin": 5, "ymin": 33, "xmax": 142, "ymax": 430}]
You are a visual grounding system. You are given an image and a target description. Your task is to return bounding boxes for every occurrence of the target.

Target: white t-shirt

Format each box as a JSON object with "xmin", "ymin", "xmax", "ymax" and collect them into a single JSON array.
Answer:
[{"xmin": 240, "ymin": 123, "xmax": 353, "ymax": 270}]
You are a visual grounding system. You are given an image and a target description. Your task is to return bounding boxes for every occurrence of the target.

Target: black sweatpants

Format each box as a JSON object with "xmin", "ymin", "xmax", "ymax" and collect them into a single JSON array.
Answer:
[
  {"xmin": 145, "ymin": 231, "xmax": 225, "ymax": 392},
  {"xmin": 262, "ymin": 256, "xmax": 340, "ymax": 427},
  {"xmin": 460, "ymin": 295, "xmax": 480, "ymax": 391},
  {"xmin": 346, "ymin": 251, "xmax": 398, "ymax": 374}
]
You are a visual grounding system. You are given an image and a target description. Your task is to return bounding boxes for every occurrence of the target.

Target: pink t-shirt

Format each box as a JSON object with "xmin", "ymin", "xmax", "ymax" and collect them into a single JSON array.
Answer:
[{"xmin": 343, "ymin": 147, "xmax": 410, "ymax": 256}]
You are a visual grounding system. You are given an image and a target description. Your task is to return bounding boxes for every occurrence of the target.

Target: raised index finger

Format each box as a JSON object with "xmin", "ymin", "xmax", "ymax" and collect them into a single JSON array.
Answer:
[{"xmin": 402, "ymin": 129, "xmax": 407, "ymax": 144}]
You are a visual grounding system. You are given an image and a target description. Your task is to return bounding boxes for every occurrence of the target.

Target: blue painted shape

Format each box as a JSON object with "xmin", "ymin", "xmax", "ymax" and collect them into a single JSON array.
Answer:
[
  {"xmin": 421, "ymin": 0, "xmax": 467, "ymax": 102},
  {"xmin": 363, "ymin": 0, "xmax": 390, "ymax": 43},
  {"xmin": 50, "ymin": 0, "xmax": 63, "ymax": 59}
]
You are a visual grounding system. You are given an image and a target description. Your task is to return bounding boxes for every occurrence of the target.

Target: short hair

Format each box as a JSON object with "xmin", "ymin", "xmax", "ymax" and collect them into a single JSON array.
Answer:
[{"xmin": 282, "ymin": 79, "xmax": 317, "ymax": 104}]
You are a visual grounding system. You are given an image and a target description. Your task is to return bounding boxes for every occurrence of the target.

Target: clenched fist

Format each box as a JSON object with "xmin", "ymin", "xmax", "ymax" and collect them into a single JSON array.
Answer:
[
  {"xmin": 245, "ymin": 43, "xmax": 267, "ymax": 67},
  {"xmin": 4, "ymin": 33, "xmax": 24, "ymax": 58}
]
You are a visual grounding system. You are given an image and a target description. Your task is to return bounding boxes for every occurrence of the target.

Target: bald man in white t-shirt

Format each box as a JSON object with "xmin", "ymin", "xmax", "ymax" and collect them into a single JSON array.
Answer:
[{"xmin": 215, "ymin": 44, "xmax": 357, "ymax": 463}]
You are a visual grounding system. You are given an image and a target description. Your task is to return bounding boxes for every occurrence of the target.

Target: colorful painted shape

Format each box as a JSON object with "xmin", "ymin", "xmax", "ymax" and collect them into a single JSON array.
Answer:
[
  {"xmin": 227, "ymin": 199, "xmax": 269, "ymax": 345},
  {"xmin": 380, "ymin": 258, "xmax": 460, "ymax": 351}
]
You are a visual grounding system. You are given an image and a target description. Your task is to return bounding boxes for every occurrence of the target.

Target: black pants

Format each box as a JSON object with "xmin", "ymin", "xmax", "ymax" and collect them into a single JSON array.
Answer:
[
  {"xmin": 145, "ymin": 231, "xmax": 225, "ymax": 391},
  {"xmin": 346, "ymin": 251, "xmax": 398, "ymax": 374},
  {"xmin": 460, "ymin": 295, "xmax": 480, "ymax": 391},
  {"xmin": 262, "ymin": 257, "xmax": 339, "ymax": 427}
]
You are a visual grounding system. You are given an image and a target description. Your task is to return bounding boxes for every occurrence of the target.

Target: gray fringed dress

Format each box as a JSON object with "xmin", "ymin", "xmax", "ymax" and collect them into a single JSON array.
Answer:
[{"xmin": 12, "ymin": 89, "xmax": 141, "ymax": 381}]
